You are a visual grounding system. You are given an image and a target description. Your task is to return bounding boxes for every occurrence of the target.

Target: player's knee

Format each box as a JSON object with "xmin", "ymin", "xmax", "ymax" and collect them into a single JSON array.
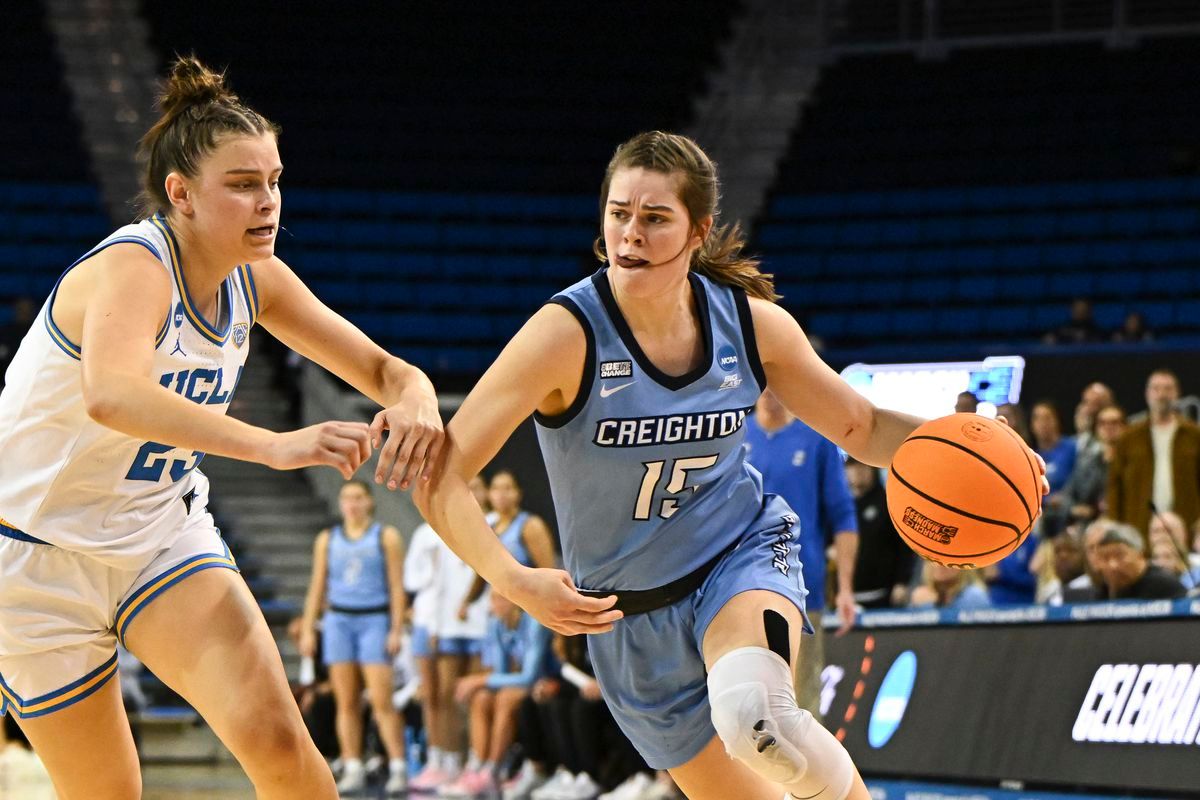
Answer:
[
  {"xmin": 225, "ymin": 706, "xmax": 311, "ymax": 770},
  {"xmin": 707, "ymin": 647, "xmax": 854, "ymax": 800}
]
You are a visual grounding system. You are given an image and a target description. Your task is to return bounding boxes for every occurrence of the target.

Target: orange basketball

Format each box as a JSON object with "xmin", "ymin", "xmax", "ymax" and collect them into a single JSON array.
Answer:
[{"xmin": 886, "ymin": 413, "xmax": 1042, "ymax": 569}]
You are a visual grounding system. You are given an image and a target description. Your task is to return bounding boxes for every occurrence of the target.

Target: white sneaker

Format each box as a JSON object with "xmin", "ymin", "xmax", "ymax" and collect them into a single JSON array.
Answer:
[
  {"xmin": 503, "ymin": 761, "xmax": 550, "ymax": 800},
  {"xmin": 561, "ymin": 771, "xmax": 602, "ymax": 799},
  {"xmin": 335, "ymin": 760, "xmax": 367, "ymax": 794},
  {"xmin": 599, "ymin": 773, "xmax": 654, "ymax": 800},
  {"xmin": 385, "ymin": 764, "xmax": 408, "ymax": 795},
  {"xmin": 531, "ymin": 766, "xmax": 575, "ymax": 799}
]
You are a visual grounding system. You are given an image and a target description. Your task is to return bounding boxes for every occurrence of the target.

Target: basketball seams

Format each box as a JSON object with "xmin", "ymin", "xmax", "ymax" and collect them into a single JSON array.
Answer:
[
  {"xmin": 889, "ymin": 466, "xmax": 1022, "ymax": 538},
  {"xmin": 886, "ymin": 472, "xmax": 1032, "ymax": 561},
  {"xmin": 904, "ymin": 434, "xmax": 1033, "ymax": 526},
  {"xmin": 993, "ymin": 420, "xmax": 1043, "ymax": 518}
]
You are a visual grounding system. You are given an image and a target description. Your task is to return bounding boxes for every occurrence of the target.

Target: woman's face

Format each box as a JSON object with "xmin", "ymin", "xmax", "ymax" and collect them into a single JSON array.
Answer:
[
  {"xmin": 1031, "ymin": 404, "xmax": 1060, "ymax": 443},
  {"xmin": 338, "ymin": 483, "xmax": 373, "ymax": 521},
  {"xmin": 602, "ymin": 167, "xmax": 706, "ymax": 291},
  {"xmin": 172, "ymin": 132, "xmax": 281, "ymax": 265},
  {"xmin": 488, "ymin": 473, "xmax": 521, "ymax": 515},
  {"xmin": 1095, "ymin": 408, "xmax": 1126, "ymax": 446}
]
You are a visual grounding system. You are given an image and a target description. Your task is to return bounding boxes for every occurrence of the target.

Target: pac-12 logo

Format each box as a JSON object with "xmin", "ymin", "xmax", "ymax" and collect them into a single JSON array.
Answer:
[
  {"xmin": 868, "ymin": 651, "xmax": 917, "ymax": 748},
  {"xmin": 717, "ymin": 344, "xmax": 738, "ymax": 372},
  {"xmin": 232, "ymin": 323, "xmax": 248, "ymax": 349}
]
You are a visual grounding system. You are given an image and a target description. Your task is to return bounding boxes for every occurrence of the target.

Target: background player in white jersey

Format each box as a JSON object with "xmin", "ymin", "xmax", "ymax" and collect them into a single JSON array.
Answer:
[
  {"xmin": 0, "ymin": 57, "xmax": 443, "ymax": 800},
  {"xmin": 299, "ymin": 479, "xmax": 408, "ymax": 795},
  {"xmin": 406, "ymin": 476, "xmax": 493, "ymax": 791},
  {"xmin": 412, "ymin": 131, "xmax": 1047, "ymax": 800}
]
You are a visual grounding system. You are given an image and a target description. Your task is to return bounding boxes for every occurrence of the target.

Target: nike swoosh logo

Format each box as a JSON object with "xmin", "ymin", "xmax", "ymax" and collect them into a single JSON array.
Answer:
[{"xmin": 599, "ymin": 381, "xmax": 636, "ymax": 398}]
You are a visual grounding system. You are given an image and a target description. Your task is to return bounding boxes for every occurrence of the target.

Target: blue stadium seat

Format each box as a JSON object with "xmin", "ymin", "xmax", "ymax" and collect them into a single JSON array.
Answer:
[{"xmin": 1093, "ymin": 271, "xmax": 1144, "ymax": 298}]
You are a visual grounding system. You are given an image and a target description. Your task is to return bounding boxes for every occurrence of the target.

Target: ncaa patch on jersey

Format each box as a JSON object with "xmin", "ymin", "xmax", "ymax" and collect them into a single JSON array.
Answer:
[
  {"xmin": 232, "ymin": 323, "xmax": 248, "ymax": 349},
  {"xmin": 717, "ymin": 344, "xmax": 738, "ymax": 372},
  {"xmin": 600, "ymin": 359, "xmax": 633, "ymax": 379}
]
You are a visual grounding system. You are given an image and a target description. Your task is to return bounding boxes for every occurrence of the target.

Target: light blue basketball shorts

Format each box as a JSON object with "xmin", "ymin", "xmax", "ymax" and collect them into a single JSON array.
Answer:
[
  {"xmin": 586, "ymin": 493, "xmax": 812, "ymax": 770},
  {"xmin": 322, "ymin": 610, "xmax": 391, "ymax": 666}
]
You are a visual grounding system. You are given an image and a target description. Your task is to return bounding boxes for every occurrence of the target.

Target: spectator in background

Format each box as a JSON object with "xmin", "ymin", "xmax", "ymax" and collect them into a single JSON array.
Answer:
[
  {"xmin": 441, "ymin": 592, "xmax": 553, "ymax": 799},
  {"xmin": 1032, "ymin": 401, "xmax": 1076, "ymax": 495},
  {"xmin": 1042, "ymin": 297, "xmax": 1102, "ymax": 345},
  {"xmin": 1074, "ymin": 381, "xmax": 1115, "ymax": 456},
  {"xmin": 1092, "ymin": 523, "xmax": 1186, "ymax": 601},
  {"xmin": 1033, "ymin": 528, "xmax": 1086, "ymax": 605},
  {"xmin": 909, "ymin": 563, "xmax": 992, "ymax": 610},
  {"xmin": 1061, "ymin": 518, "xmax": 1109, "ymax": 603},
  {"xmin": 1107, "ymin": 369, "xmax": 1200, "ymax": 540},
  {"xmin": 0, "ymin": 296, "xmax": 36, "ymax": 389},
  {"xmin": 845, "ymin": 458, "xmax": 915, "ymax": 609},
  {"xmin": 1147, "ymin": 511, "xmax": 1200, "ymax": 591},
  {"xmin": 1042, "ymin": 404, "xmax": 1126, "ymax": 537},
  {"xmin": 744, "ymin": 389, "xmax": 858, "ymax": 721},
  {"xmin": 1112, "ymin": 311, "xmax": 1154, "ymax": 344},
  {"xmin": 997, "ymin": 402, "xmax": 1031, "ymax": 445},
  {"xmin": 954, "ymin": 391, "xmax": 978, "ymax": 414},
  {"xmin": 406, "ymin": 476, "xmax": 492, "ymax": 791}
]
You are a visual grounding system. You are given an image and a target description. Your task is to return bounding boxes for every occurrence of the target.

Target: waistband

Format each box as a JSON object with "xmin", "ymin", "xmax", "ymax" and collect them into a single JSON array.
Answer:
[
  {"xmin": 578, "ymin": 540, "xmax": 735, "ymax": 617},
  {"xmin": 328, "ymin": 604, "xmax": 390, "ymax": 616},
  {"xmin": 0, "ymin": 519, "xmax": 50, "ymax": 546}
]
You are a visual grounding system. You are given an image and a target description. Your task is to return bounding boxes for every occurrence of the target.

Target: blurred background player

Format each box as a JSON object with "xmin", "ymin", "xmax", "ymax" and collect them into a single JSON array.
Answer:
[
  {"xmin": 405, "ymin": 476, "xmax": 492, "ymax": 792},
  {"xmin": 299, "ymin": 479, "xmax": 408, "ymax": 795},
  {"xmin": 744, "ymin": 388, "xmax": 859, "ymax": 720},
  {"xmin": 844, "ymin": 458, "xmax": 915, "ymax": 609}
]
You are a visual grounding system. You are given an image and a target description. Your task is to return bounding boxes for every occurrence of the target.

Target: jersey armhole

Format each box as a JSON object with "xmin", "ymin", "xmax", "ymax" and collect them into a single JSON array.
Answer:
[
  {"xmin": 732, "ymin": 288, "xmax": 768, "ymax": 393},
  {"xmin": 533, "ymin": 297, "xmax": 595, "ymax": 430}
]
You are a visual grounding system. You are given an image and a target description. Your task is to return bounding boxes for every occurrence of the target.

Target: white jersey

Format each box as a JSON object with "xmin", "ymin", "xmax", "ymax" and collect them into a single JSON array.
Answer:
[
  {"xmin": 402, "ymin": 516, "xmax": 493, "ymax": 640},
  {"xmin": 0, "ymin": 213, "xmax": 258, "ymax": 568}
]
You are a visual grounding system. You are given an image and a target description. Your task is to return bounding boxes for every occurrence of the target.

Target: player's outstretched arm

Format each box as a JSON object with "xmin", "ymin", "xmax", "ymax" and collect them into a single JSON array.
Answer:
[
  {"xmin": 253, "ymin": 255, "xmax": 443, "ymax": 489},
  {"xmin": 747, "ymin": 297, "xmax": 924, "ymax": 469},
  {"xmin": 74, "ymin": 245, "xmax": 370, "ymax": 477},
  {"xmin": 412, "ymin": 304, "xmax": 621, "ymax": 636}
]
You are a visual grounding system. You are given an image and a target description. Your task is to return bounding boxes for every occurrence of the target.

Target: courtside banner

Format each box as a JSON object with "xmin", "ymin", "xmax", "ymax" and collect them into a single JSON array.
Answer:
[{"xmin": 823, "ymin": 604, "xmax": 1200, "ymax": 797}]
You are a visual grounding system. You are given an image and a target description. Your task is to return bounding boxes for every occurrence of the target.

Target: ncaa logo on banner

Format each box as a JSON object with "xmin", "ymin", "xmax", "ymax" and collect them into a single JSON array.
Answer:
[{"xmin": 868, "ymin": 651, "xmax": 917, "ymax": 748}]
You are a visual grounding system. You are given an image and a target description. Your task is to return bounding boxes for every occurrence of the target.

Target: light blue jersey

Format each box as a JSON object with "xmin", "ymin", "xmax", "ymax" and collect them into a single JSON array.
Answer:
[
  {"xmin": 535, "ymin": 268, "xmax": 767, "ymax": 590},
  {"xmin": 326, "ymin": 523, "xmax": 389, "ymax": 610},
  {"xmin": 497, "ymin": 510, "xmax": 533, "ymax": 567}
]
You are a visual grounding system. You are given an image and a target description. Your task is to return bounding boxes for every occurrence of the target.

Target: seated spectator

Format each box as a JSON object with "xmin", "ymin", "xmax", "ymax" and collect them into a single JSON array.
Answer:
[
  {"xmin": 997, "ymin": 402, "xmax": 1031, "ymax": 445},
  {"xmin": 1074, "ymin": 382, "xmax": 1115, "ymax": 456},
  {"xmin": 1032, "ymin": 400, "xmax": 1076, "ymax": 494},
  {"xmin": 1042, "ymin": 404, "xmax": 1126, "ymax": 536},
  {"xmin": 441, "ymin": 592, "xmax": 552, "ymax": 798},
  {"xmin": 955, "ymin": 391, "xmax": 978, "ymax": 414},
  {"xmin": 506, "ymin": 635, "xmax": 647, "ymax": 800},
  {"xmin": 845, "ymin": 458, "xmax": 915, "ymax": 608},
  {"xmin": 983, "ymin": 533, "xmax": 1039, "ymax": 605},
  {"xmin": 1148, "ymin": 511, "xmax": 1200, "ymax": 591},
  {"xmin": 1033, "ymin": 528, "xmax": 1086, "ymax": 605},
  {"xmin": 1061, "ymin": 518, "xmax": 1109, "ymax": 603},
  {"xmin": 1093, "ymin": 523, "xmax": 1186, "ymax": 601},
  {"xmin": 1042, "ymin": 298, "xmax": 1102, "ymax": 345},
  {"xmin": 1112, "ymin": 311, "xmax": 1154, "ymax": 344},
  {"xmin": 910, "ymin": 563, "xmax": 992, "ymax": 610}
]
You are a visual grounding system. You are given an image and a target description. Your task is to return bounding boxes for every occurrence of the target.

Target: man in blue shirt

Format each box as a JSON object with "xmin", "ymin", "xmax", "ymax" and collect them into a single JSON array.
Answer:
[{"xmin": 744, "ymin": 390, "xmax": 859, "ymax": 721}]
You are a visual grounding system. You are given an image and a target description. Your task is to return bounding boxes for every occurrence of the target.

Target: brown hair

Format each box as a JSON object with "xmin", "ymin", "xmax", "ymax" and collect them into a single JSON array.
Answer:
[
  {"xmin": 593, "ymin": 131, "xmax": 778, "ymax": 301},
  {"xmin": 136, "ymin": 55, "xmax": 280, "ymax": 218}
]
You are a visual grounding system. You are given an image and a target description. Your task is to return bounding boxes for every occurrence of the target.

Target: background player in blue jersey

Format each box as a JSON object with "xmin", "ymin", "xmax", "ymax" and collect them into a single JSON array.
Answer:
[
  {"xmin": 744, "ymin": 389, "xmax": 859, "ymax": 720},
  {"xmin": 299, "ymin": 480, "xmax": 408, "ymax": 795},
  {"xmin": 413, "ymin": 132, "xmax": 1046, "ymax": 800},
  {"xmin": 0, "ymin": 58, "xmax": 442, "ymax": 800}
]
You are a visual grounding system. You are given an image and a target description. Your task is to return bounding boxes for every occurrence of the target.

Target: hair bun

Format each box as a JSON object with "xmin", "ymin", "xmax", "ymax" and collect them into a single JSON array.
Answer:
[{"xmin": 159, "ymin": 54, "xmax": 237, "ymax": 118}]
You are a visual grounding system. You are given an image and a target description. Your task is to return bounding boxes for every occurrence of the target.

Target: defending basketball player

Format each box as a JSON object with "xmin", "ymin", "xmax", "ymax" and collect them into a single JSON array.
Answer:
[
  {"xmin": 415, "ymin": 132, "xmax": 1046, "ymax": 800},
  {"xmin": 0, "ymin": 58, "xmax": 443, "ymax": 799}
]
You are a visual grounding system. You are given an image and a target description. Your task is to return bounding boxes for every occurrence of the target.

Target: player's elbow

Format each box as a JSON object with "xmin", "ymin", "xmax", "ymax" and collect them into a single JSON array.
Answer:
[{"xmin": 82, "ymin": 382, "xmax": 123, "ymax": 426}]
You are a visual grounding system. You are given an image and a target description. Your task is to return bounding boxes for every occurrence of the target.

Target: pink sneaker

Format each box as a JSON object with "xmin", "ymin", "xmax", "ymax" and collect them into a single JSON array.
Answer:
[
  {"xmin": 410, "ymin": 765, "xmax": 451, "ymax": 793},
  {"xmin": 439, "ymin": 768, "xmax": 494, "ymax": 798}
]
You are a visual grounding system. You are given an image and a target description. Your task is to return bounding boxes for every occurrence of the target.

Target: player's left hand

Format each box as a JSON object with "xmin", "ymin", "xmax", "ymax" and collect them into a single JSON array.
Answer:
[
  {"xmin": 834, "ymin": 589, "xmax": 857, "ymax": 636},
  {"xmin": 386, "ymin": 628, "xmax": 403, "ymax": 658},
  {"xmin": 371, "ymin": 382, "xmax": 444, "ymax": 491}
]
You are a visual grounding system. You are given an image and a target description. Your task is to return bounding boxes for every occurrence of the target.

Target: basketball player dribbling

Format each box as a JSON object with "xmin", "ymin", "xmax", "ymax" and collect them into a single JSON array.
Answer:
[
  {"xmin": 415, "ymin": 132, "xmax": 1047, "ymax": 800},
  {"xmin": 0, "ymin": 57, "xmax": 443, "ymax": 799}
]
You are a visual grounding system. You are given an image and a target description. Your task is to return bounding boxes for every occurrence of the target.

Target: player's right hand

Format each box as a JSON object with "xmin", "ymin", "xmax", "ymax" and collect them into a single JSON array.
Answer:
[
  {"xmin": 501, "ymin": 567, "xmax": 623, "ymax": 635},
  {"xmin": 266, "ymin": 421, "xmax": 372, "ymax": 478},
  {"xmin": 298, "ymin": 626, "xmax": 317, "ymax": 659}
]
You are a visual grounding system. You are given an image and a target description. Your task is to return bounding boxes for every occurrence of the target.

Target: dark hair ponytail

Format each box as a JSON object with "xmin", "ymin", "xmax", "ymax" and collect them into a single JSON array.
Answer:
[
  {"xmin": 136, "ymin": 55, "xmax": 279, "ymax": 218},
  {"xmin": 593, "ymin": 131, "xmax": 778, "ymax": 302}
]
